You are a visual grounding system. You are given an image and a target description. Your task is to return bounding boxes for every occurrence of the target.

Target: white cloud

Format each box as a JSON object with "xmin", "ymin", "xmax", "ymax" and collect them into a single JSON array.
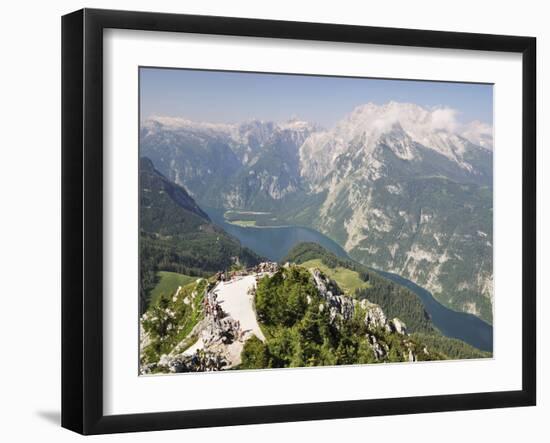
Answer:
[
  {"xmin": 342, "ymin": 102, "xmax": 493, "ymax": 151},
  {"xmin": 429, "ymin": 107, "xmax": 460, "ymax": 133},
  {"xmin": 459, "ymin": 120, "xmax": 494, "ymax": 150}
]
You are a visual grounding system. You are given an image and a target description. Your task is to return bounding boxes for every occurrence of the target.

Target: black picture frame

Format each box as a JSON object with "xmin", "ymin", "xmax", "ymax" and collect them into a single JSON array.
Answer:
[{"xmin": 61, "ymin": 8, "xmax": 537, "ymax": 435}]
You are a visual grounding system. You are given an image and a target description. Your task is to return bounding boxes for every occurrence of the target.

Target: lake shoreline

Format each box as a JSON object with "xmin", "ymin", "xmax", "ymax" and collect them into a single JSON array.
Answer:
[{"xmin": 204, "ymin": 205, "xmax": 493, "ymax": 353}]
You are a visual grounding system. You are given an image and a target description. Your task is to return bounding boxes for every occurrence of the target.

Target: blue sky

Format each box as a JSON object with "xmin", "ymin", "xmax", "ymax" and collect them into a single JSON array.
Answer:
[{"xmin": 140, "ymin": 67, "xmax": 493, "ymax": 128}]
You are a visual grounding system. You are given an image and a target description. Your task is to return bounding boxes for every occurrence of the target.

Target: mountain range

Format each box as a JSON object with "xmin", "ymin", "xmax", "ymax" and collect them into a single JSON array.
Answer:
[{"xmin": 140, "ymin": 101, "xmax": 494, "ymax": 323}]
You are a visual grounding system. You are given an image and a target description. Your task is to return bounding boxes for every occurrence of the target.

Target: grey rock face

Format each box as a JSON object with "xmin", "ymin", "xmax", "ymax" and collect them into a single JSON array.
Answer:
[
  {"xmin": 159, "ymin": 351, "xmax": 229, "ymax": 373},
  {"xmin": 360, "ymin": 299, "xmax": 388, "ymax": 331},
  {"xmin": 388, "ymin": 318, "xmax": 408, "ymax": 335},
  {"xmin": 358, "ymin": 299, "xmax": 415, "ymax": 361},
  {"xmin": 141, "ymin": 118, "xmax": 316, "ymax": 211},
  {"xmin": 310, "ymin": 269, "xmax": 354, "ymax": 322},
  {"xmin": 368, "ymin": 335, "xmax": 389, "ymax": 360},
  {"xmin": 154, "ymin": 284, "xmax": 245, "ymax": 374},
  {"xmin": 309, "ymin": 268, "xmax": 416, "ymax": 362}
]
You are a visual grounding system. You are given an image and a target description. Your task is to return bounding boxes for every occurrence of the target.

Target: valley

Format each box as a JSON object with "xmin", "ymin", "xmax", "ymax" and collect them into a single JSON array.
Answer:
[
  {"xmin": 141, "ymin": 102, "xmax": 494, "ymax": 323},
  {"xmin": 138, "ymin": 99, "xmax": 495, "ymax": 374}
]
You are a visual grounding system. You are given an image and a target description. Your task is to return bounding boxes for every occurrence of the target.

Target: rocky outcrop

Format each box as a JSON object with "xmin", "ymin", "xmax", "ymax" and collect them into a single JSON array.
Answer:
[
  {"xmin": 309, "ymin": 268, "xmax": 415, "ymax": 362},
  {"xmin": 200, "ymin": 316, "xmax": 242, "ymax": 347},
  {"xmin": 180, "ymin": 285, "xmax": 245, "ymax": 369},
  {"xmin": 360, "ymin": 300, "xmax": 408, "ymax": 336},
  {"xmin": 310, "ymin": 269, "xmax": 354, "ymax": 322},
  {"xmin": 388, "ymin": 318, "xmax": 407, "ymax": 335},
  {"xmin": 215, "ymin": 262, "xmax": 279, "ymax": 283},
  {"xmin": 360, "ymin": 299, "xmax": 387, "ymax": 331},
  {"xmin": 142, "ymin": 281, "xmax": 247, "ymax": 374},
  {"xmin": 252, "ymin": 261, "xmax": 280, "ymax": 275},
  {"xmin": 368, "ymin": 334, "xmax": 389, "ymax": 360},
  {"xmin": 358, "ymin": 300, "xmax": 411, "ymax": 361},
  {"xmin": 158, "ymin": 350, "xmax": 229, "ymax": 373}
]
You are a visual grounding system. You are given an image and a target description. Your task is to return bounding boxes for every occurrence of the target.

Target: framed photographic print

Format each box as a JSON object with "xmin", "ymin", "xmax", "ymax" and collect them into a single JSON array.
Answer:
[{"xmin": 61, "ymin": 8, "xmax": 536, "ymax": 435}]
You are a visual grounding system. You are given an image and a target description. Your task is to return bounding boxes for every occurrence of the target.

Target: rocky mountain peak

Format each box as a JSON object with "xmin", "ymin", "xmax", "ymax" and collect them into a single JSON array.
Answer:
[{"xmin": 299, "ymin": 101, "xmax": 493, "ymax": 187}]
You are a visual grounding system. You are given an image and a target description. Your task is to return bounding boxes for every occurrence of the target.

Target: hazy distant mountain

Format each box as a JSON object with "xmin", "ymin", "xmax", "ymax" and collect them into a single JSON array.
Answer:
[
  {"xmin": 141, "ymin": 117, "xmax": 317, "ymax": 210},
  {"xmin": 140, "ymin": 102, "xmax": 494, "ymax": 322}
]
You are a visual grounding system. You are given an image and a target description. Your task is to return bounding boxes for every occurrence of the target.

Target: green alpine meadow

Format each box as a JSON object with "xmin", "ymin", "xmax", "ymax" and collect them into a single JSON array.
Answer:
[{"xmin": 139, "ymin": 68, "xmax": 493, "ymax": 374}]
